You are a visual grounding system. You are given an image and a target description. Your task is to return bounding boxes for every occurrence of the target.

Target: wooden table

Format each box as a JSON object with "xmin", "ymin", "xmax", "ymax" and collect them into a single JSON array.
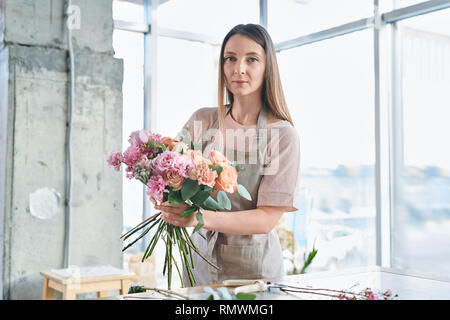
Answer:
[
  {"xmin": 111, "ymin": 266, "xmax": 450, "ymax": 300},
  {"xmin": 40, "ymin": 266, "xmax": 136, "ymax": 300}
]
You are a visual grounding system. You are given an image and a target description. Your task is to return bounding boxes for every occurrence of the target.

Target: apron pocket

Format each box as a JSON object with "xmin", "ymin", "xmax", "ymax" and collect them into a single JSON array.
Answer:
[{"xmin": 218, "ymin": 244, "xmax": 263, "ymax": 279}]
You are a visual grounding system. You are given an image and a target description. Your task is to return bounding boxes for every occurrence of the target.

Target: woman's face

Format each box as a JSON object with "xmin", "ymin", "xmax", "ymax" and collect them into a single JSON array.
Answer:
[{"xmin": 223, "ymin": 34, "xmax": 266, "ymax": 99}]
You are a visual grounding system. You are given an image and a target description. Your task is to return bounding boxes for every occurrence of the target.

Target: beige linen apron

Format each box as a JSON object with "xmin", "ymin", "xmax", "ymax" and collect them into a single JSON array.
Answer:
[{"xmin": 182, "ymin": 105, "xmax": 285, "ymax": 287}]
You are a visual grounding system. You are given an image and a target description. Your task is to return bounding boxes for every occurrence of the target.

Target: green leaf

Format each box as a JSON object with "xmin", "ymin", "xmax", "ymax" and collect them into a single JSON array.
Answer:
[
  {"xmin": 217, "ymin": 191, "xmax": 231, "ymax": 210},
  {"xmin": 190, "ymin": 190, "xmax": 211, "ymax": 205},
  {"xmin": 128, "ymin": 286, "xmax": 146, "ymax": 294},
  {"xmin": 235, "ymin": 292, "xmax": 256, "ymax": 300},
  {"xmin": 181, "ymin": 179, "xmax": 200, "ymax": 201},
  {"xmin": 182, "ymin": 206, "xmax": 198, "ymax": 218},
  {"xmin": 202, "ymin": 196, "xmax": 224, "ymax": 211},
  {"xmin": 157, "ymin": 143, "xmax": 167, "ymax": 151},
  {"xmin": 168, "ymin": 190, "xmax": 183, "ymax": 204},
  {"xmin": 149, "ymin": 139, "xmax": 157, "ymax": 149},
  {"xmin": 209, "ymin": 165, "xmax": 223, "ymax": 176},
  {"xmin": 237, "ymin": 184, "xmax": 252, "ymax": 201},
  {"xmin": 202, "ymin": 185, "xmax": 214, "ymax": 192},
  {"xmin": 232, "ymin": 162, "xmax": 244, "ymax": 172},
  {"xmin": 193, "ymin": 211, "xmax": 204, "ymax": 233}
]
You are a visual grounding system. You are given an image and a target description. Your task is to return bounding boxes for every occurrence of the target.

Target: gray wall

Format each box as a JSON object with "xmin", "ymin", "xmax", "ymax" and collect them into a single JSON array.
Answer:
[{"xmin": 1, "ymin": 0, "xmax": 123, "ymax": 299}]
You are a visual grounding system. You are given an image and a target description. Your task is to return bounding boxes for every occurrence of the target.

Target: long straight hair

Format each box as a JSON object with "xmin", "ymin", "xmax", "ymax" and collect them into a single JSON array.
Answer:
[{"xmin": 216, "ymin": 24, "xmax": 294, "ymax": 151}]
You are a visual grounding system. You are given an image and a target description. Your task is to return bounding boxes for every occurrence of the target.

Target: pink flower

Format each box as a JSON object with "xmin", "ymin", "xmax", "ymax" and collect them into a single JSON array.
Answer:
[
  {"xmin": 129, "ymin": 130, "xmax": 161, "ymax": 146},
  {"xmin": 129, "ymin": 130, "xmax": 163, "ymax": 159},
  {"xmin": 107, "ymin": 152, "xmax": 123, "ymax": 171},
  {"xmin": 138, "ymin": 158, "xmax": 152, "ymax": 172},
  {"xmin": 163, "ymin": 170, "xmax": 185, "ymax": 191},
  {"xmin": 123, "ymin": 144, "xmax": 143, "ymax": 167},
  {"xmin": 146, "ymin": 175, "xmax": 169, "ymax": 203},
  {"xmin": 151, "ymin": 151, "xmax": 194, "ymax": 178}
]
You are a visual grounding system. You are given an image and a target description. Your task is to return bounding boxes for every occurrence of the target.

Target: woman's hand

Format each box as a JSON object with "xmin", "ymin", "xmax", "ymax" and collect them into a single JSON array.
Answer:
[{"xmin": 151, "ymin": 197, "xmax": 198, "ymax": 228}]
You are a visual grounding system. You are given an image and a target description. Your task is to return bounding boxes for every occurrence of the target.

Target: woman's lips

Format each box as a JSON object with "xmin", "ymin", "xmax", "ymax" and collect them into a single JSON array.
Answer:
[{"xmin": 233, "ymin": 81, "xmax": 248, "ymax": 84}]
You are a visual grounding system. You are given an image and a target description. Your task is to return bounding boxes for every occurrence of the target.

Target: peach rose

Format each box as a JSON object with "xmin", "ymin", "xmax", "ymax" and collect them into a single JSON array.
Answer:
[
  {"xmin": 163, "ymin": 170, "xmax": 185, "ymax": 191},
  {"xmin": 209, "ymin": 150, "xmax": 232, "ymax": 167},
  {"xmin": 215, "ymin": 166, "xmax": 238, "ymax": 193}
]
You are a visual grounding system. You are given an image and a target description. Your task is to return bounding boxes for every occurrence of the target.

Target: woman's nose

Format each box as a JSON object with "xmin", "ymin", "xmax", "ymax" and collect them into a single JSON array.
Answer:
[{"xmin": 234, "ymin": 60, "xmax": 246, "ymax": 74}]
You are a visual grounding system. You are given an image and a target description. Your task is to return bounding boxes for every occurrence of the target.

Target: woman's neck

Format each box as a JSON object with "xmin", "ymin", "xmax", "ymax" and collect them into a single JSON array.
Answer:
[{"xmin": 230, "ymin": 95, "xmax": 263, "ymax": 126}]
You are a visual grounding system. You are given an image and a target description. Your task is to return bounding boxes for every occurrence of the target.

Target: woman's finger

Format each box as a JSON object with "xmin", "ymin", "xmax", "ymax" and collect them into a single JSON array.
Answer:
[
  {"xmin": 155, "ymin": 204, "xmax": 185, "ymax": 215},
  {"xmin": 161, "ymin": 212, "xmax": 182, "ymax": 226}
]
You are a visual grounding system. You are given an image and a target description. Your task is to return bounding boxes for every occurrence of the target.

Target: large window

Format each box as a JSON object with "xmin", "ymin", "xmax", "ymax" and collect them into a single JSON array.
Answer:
[
  {"xmin": 392, "ymin": 8, "xmax": 450, "ymax": 276},
  {"xmin": 268, "ymin": 0, "xmax": 373, "ymax": 43},
  {"xmin": 112, "ymin": 0, "xmax": 145, "ymax": 266},
  {"xmin": 158, "ymin": 0, "xmax": 259, "ymax": 40},
  {"xmin": 154, "ymin": 37, "xmax": 219, "ymax": 138},
  {"xmin": 278, "ymin": 29, "xmax": 376, "ymax": 272}
]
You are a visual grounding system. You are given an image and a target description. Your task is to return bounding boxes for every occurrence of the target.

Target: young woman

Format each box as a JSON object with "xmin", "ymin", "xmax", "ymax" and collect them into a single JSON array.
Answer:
[{"xmin": 153, "ymin": 24, "xmax": 301, "ymax": 287}]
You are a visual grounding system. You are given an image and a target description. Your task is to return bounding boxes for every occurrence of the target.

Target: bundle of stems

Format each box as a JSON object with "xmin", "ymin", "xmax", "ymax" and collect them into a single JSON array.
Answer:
[{"xmin": 120, "ymin": 211, "xmax": 219, "ymax": 290}]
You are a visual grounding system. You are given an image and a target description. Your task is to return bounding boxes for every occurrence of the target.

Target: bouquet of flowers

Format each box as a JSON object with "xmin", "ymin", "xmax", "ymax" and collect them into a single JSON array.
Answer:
[{"xmin": 107, "ymin": 128, "xmax": 252, "ymax": 289}]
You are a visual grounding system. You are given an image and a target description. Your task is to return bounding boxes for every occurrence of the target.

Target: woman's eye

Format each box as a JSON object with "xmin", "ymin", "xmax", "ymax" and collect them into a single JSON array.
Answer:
[
  {"xmin": 249, "ymin": 57, "xmax": 258, "ymax": 62},
  {"xmin": 224, "ymin": 57, "xmax": 234, "ymax": 61}
]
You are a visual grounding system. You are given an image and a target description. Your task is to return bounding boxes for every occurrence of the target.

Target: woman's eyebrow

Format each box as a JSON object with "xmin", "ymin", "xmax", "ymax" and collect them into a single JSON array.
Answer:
[{"xmin": 224, "ymin": 51, "xmax": 262, "ymax": 57}]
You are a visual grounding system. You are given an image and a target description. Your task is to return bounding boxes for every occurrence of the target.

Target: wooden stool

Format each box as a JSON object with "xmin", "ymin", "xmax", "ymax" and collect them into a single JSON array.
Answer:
[{"xmin": 40, "ymin": 266, "xmax": 136, "ymax": 300}]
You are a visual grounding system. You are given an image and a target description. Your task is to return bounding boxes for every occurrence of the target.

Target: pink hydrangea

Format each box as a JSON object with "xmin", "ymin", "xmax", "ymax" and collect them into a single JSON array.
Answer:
[
  {"xmin": 107, "ymin": 152, "xmax": 123, "ymax": 171},
  {"xmin": 146, "ymin": 175, "xmax": 169, "ymax": 203},
  {"xmin": 151, "ymin": 151, "xmax": 194, "ymax": 178}
]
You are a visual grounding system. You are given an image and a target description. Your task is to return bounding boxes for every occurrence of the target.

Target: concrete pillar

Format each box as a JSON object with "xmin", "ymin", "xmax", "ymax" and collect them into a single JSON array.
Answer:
[{"xmin": 0, "ymin": 0, "xmax": 123, "ymax": 299}]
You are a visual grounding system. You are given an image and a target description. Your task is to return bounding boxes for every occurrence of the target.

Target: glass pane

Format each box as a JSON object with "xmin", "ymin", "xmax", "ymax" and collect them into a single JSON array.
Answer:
[
  {"xmin": 393, "ymin": 9, "xmax": 450, "ymax": 276},
  {"xmin": 113, "ymin": 0, "xmax": 145, "ymax": 23},
  {"xmin": 157, "ymin": 0, "xmax": 259, "ymax": 40},
  {"xmin": 277, "ymin": 29, "xmax": 376, "ymax": 273},
  {"xmin": 154, "ymin": 38, "xmax": 220, "ymax": 288},
  {"xmin": 380, "ymin": 0, "xmax": 443, "ymax": 13},
  {"xmin": 155, "ymin": 36, "xmax": 220, "ymax": 137},
  {"xmin": 268, "ymin": 0, "xmax": 373, "ymax": 43},
  {"xmin": 112, "ymin": 29, "xmax": 145, "ymax": 246}
]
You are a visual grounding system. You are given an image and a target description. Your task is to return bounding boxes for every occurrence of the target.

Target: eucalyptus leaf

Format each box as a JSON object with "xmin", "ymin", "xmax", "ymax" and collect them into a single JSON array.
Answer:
[
  {"xmin": 202, "ymin": 196, "xmax": 224, "ymax": 211},
  {"xmin": 217, "ymin": 191, "xmax": 231, "ymax": 210},
  {"xmin": 173, "ymin": 143, "xmax": 183, "ymax": 153},
  {"xmin": 237, "ymin": 184, "xmax": 252, "ymax": 201}
]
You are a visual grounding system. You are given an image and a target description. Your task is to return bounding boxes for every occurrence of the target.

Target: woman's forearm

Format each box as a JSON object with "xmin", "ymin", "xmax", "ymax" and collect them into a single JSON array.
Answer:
[{"xmin": 200, "ymin": 206, "xmax": 284, "ymax": 235}]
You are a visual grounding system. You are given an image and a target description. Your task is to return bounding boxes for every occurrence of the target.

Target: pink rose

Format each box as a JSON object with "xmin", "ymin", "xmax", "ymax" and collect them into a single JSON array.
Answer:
[{"xmin": 163, "ymin": 170, "xmax": 185, "ymax": 191}]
